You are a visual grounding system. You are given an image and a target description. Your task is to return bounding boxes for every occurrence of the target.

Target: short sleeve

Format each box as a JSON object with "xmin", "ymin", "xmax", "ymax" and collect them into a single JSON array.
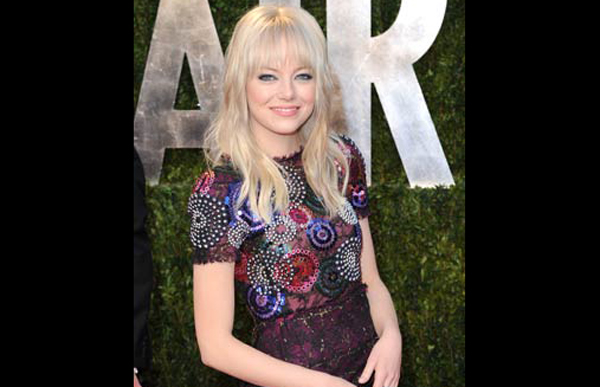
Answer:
[
  {"xmin": 188, "ymin": 169, "xmax": 250, "ymax": 265},
  {"xmin": 339, "ymin": 134, "xmax": 371, "ymax": 219}
]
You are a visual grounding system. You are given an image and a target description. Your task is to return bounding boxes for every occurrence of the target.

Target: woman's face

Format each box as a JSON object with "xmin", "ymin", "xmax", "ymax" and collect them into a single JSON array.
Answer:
[{"xmin": 246, "ymin": 52, "xmax": 316, "ymax": 142}]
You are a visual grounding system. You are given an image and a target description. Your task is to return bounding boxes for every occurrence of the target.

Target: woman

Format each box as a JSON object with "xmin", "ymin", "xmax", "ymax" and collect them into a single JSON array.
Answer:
[{"xmin": 189, "ymin": 5, "xmax": 402, "ymax": 387}]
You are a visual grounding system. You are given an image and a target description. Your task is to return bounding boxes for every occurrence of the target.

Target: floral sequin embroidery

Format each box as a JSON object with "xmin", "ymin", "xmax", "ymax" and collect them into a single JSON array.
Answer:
[
  {"xmin": 287, "ymin": 205, "xmax": 312, "ymax": 229},
  {"xmin": 192, "ymin": 170, "xmax": 215, "ymax": 195},
  {"xmin": 235, "ymin": 251, "xmax": 250, "ymax": 283},
  {"xmin": 349, "ymin": 181, "xmax": 368, "ymax": 209},
  {"xmin": 281, "ymin": 249, "xmax": 320, "ymax": 293},
  {"xmin": 339, "ymin": 134, "xmax": 370, "ymax": 218},
  {"xmin": 190, "ymin": 134, "xmax": 371, "ymax": 325}
]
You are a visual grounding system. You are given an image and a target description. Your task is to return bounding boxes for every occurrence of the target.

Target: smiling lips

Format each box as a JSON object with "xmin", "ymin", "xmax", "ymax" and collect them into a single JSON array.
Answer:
[{"xmin": 270, "ymin": 106, "xmax": 300, "ymax": 117}]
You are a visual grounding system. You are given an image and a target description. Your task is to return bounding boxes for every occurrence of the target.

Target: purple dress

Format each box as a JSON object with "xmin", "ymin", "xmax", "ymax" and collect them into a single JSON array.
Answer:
[{"xmin": 188, "ymin": 135, "xmax": 378, "ymax": 387}]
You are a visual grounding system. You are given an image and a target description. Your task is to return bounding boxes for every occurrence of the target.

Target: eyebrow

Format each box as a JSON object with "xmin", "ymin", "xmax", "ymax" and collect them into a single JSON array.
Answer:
[{"xmin": 260, "ymin": 66, "xmax": 311, "ymax": 72}]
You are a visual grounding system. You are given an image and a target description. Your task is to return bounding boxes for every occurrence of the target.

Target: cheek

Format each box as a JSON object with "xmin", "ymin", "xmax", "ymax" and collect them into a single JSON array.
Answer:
[
  {"xmin": 301, "ymin": 85, "xmax": 316, "ymax": 106},
  {"xmin": 246, "ymin": 82, "xmax": 269, "ymax": 108}
]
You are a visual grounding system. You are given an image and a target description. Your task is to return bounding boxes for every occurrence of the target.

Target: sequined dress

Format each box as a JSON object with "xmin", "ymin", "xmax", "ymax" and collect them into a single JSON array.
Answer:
[{"xmin": 188, "ymin": 135, "xmax": 378, "ymax": 387}]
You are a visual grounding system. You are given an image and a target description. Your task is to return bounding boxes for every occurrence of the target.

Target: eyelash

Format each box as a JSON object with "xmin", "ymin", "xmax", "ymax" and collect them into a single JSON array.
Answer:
[{"xmin": 258, "ymin": 73, "xmax": 313, "ymax": 81}]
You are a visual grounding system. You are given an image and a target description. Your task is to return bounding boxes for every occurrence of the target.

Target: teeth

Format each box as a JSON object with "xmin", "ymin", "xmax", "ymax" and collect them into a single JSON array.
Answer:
[{"xmin": 272, "ymin": 108, "xmax": 297, "ymax": 111}]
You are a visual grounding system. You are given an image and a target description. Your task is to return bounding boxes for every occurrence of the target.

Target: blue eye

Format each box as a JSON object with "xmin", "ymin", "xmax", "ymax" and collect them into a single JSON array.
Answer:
[
  {"xmin": 297, "ymin": 73, "xmax": 313, "ymax": 81},
  {"xmin": 258, "ymin": 74, "xmax": 276, "ymax": 81}
]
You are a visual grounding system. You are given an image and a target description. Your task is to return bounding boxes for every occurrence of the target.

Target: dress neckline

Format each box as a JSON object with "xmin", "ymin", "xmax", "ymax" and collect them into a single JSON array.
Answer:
[{"xmin": 272, "ymin": 145, "xmax": 304, "ymax": 162}]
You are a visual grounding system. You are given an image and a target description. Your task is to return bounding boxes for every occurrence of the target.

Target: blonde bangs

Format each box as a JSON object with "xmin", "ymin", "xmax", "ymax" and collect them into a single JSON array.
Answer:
[{"xmin": 245, "ymin": 23, "xmax": 318, "ymax": 79}]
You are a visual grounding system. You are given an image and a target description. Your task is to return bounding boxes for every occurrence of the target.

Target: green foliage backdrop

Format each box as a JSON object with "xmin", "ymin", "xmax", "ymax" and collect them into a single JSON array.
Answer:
[{"xmin": 134, "ymin": 1, "xmax": 465, "ymax": 386}]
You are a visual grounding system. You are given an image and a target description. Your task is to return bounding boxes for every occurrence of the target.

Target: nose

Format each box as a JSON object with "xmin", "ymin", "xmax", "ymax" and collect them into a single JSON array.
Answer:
[{"xmin": 277, "ymin": 78, "xmax": 296, "ymax": 100}]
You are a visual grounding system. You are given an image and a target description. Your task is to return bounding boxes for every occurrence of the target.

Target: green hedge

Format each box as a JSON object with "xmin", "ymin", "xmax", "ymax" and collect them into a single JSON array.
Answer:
[{"xmin": 134, "ymin": 1, "xmax": 465, "ymax": 386}]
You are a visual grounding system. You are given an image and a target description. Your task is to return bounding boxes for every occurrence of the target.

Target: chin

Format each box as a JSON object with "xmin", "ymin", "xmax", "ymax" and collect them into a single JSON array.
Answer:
[
  {"xmin": 267, "ymin": 121, "xmax": 306, "ymax": 135},
  {"xmin": 270, "ymin": 127, "xmax": 302, "ymax": 136}
]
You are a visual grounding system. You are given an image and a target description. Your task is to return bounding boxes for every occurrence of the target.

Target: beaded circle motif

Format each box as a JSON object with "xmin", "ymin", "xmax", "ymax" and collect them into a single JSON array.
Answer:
[
  {"xmin": 246, "ymin": 285, "xmax": 286, "ymax": 320},
  {"xmin": 333, "ymin": 236, "xmax": 362, "ymax": 282},
  {"xmin": 315, "ymin": 256, "xmax": 348, "ymax": 298},
  {"xmin": 247, "ymin": 247, "xmax": 290, "ymax": 296},
  {"xmin": 306, "ymin": 218, "xmax": 338, "ymax": 250},
  {"xmin": 188, "ymin": 193, "xmax": 229, "ymax": 250},
  {"xmin": 337, "ymin": 199, "xmax": 358, "ymax": 225},
  {"xmin": 195, "ymin": 135, "xmax": 371, "ymax": 321},
  {"xmin": 282, "ymin": 165, "xmax": 307, "ymax": 208},
  {"xmin": 265, "ymin": 214, "xmax": 298, "ymax": 246}
]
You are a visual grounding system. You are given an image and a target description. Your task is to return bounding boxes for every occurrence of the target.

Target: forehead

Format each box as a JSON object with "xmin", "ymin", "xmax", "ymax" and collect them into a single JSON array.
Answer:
[{"xmin": 247, "ymin": 33, "xmax": 314, "ymax": 74}]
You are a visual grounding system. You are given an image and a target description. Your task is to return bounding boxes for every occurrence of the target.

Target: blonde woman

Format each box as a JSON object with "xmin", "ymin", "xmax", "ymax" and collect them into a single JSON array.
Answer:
[{"xmin": 189, "ymin": 5, "xmax": 402, "ymax": 387}]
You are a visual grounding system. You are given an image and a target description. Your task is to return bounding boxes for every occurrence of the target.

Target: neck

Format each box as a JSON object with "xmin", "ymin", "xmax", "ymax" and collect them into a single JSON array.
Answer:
[{"xmin": 254, "ymin": 132, "xmax": 302, "ymax": 159}]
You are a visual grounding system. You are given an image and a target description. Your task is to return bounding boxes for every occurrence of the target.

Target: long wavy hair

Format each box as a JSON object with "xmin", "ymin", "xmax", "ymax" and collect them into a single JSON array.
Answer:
[{"xmin": 203, "ymin": 5, "xmax": 350, "ymax": 225}]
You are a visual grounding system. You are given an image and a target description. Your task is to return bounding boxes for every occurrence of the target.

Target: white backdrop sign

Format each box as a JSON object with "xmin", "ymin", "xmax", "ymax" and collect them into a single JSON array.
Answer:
[{"xmin": 134, "ymin": 0, "xmax": 454, "ymax": 187}]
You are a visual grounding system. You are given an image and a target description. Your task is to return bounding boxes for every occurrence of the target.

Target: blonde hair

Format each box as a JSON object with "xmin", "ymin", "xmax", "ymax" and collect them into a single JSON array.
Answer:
[{"xmin": 203, "ymin": 5, "xmax": 350, "ymax": 224}]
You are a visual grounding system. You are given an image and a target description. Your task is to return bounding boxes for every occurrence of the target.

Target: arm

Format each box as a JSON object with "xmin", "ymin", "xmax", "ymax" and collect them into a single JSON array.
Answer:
[
  {"xmin": 359, "ymin": 217, "xmax": 401, "ymax": 339},
  {"xmin": 193, "ymin": 263, "xmax": 354, "ymax": 387},
  {"xmin": 358, "ymin": 216, "xmax": 402, "ymax": 387}
]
